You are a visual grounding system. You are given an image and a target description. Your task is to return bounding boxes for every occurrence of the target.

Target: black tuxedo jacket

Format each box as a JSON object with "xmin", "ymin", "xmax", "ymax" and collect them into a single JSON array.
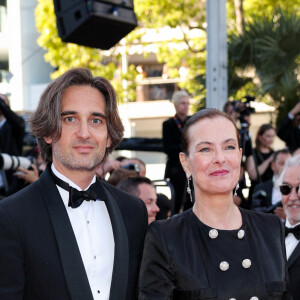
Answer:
[
  {"xmin": 0, "ymin": 165, "xmax": 148, "ymax": 300},
  {"xmin": 277, "ymin": 116, "xmax": 300, "ymax": 153},
  {"xmin": 162, "ymin": 117, "xmax": 182, "ymax": 162},
  {"xmin": 0, "ymin": 99, "xmax": 25, "ymax": 156},
  {"xmin": 287, "ymin": 241, "xmax": 300, "ymax": 300},
  {"xmin": 162, "ymin": 116, "xmax": 189, "ymax": 214}
]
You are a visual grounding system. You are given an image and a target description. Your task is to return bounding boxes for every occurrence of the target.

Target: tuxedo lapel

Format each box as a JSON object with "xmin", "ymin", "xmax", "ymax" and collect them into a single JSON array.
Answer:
[
  {"xmin": 287, "ymin": 241, "xmax": 300, "ymax": 268},
  {"xmin": 38, "ymin": 166, "xmax": 94, "ymax": 300},
  {"xmin": 94, "ymin": 181, "xmax": 129, "ymax": 300}
]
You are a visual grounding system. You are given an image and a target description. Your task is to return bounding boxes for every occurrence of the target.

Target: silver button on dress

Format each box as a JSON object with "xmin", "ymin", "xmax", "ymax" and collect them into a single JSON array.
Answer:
[
  {"xmin": 242, "ymin": 259, "xmax": 251, "ymax": 269},
  {"xmin": 209, "ymin": 229, "xmax": 218, "ymax": 239},
  {"xmin": 219, "ymin": 261, "xmax": 229, "ymax": 271}
]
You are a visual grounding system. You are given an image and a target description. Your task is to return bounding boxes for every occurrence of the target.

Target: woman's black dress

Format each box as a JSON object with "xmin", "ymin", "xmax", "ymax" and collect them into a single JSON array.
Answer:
[
  {"xmin": 248, "ymin": 149, "xmax": 274, "ymax": 204},
  {"xmin": 139, "ymin": 208, "xmax": 291, "ymax": 299}
]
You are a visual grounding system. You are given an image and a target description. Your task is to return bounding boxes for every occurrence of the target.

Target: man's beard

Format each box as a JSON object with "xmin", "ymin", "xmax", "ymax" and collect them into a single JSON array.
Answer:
[{"xmin": 53, "ymin": 145, "xmax": 106, "ymax": 172}]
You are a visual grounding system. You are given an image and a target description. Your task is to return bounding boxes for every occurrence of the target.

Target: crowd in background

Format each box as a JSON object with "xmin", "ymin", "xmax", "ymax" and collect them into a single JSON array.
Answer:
[
  {"xmin": 0, "ymin": 68, "xmax": 299, "ymax": 299},
  {"xmin": 0, "ymin": 91, "xmax": 299, "ymax": 222}
]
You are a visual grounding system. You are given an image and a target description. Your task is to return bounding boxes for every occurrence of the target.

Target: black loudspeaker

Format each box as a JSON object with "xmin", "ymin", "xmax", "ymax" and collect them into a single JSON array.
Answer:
[{"xmin": 53, "ymin": 0, "xmax": 137, "ymax": 50}]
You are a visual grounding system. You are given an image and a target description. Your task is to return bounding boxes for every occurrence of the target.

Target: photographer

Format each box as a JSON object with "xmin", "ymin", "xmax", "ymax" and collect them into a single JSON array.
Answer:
[
  {"xmin": 0, "ymin": 94, "xmax": 25, "ymax": 196},
  {"xmin": 13, "ymin": 147, "xmax": 46, "ymax": 185},
  {"xmin": 95, "ymin": 156, "xmax": 146, "ymax": 181},
  {"xmin": 277, "ymin": 101, "xmax": 300, "ymax": 153},
  {"xmin": 251, "ymin": 148, "xmax": 291, "ymax": 218},
  {"xmin": 223, "ymin": 97, "xmax": 254, "ymax": 162},
  {"xmin": 245, "ymin": 124, "xmax": 276, "ymax": 206},
  {"xmin": 223, "ymin": 98, "xmax": 254, "ymax": 208},
  {"xmin": 0, "ymin": 94, "xmax": 25, "ymax": 155}
]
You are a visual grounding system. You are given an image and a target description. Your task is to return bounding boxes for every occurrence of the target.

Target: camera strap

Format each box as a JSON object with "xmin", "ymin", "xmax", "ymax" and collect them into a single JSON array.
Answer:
[{"xmin": 173, "ymin": 115, "xmax": 188, "ymax": 132}]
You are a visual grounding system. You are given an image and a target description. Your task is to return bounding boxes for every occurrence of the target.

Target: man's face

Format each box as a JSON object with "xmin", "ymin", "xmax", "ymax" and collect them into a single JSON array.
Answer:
[
  {"xmin": 282, "ymin": 165, "xmax": 300, "ymax": 225},
  {"xmin": 175, "ymin": 96, "xmax": 190, "ymax": 116},
  {"xmin": 272, "ymin": 152, "xmax": 291, "ymax": 176},
  {"xmin": 44, "ymin": 85, "xmax": 111, "ymax": 177},
  {"xmin": 138, "ymin": 183, "xmax": 160, "ymax": 224}
]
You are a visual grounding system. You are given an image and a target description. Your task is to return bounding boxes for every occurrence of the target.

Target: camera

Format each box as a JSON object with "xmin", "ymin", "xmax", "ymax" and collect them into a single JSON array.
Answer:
[
  {"xmin": 264, "ymin": 201, "xmax": 282, "ymax": 213},
  {"xmin": 0, "ymin": 153, "xmax": 35, "ymax": 171},
  {"xmin": 232, "ymin": 95, "xmax": 256, "ymax": 126},
  {"xmin": 121, "ymin": 163, "xmax": 140, "ymax": 174}
]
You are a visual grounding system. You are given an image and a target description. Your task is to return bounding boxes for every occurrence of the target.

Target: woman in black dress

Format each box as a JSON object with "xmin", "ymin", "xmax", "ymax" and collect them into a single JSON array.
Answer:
[
  {"xmin": 139, "ymin": 109, "xmax": 290, "ymax": 299},
  {"xmin": 245, "ymin": 124, "xmax": 276, "ymax": 203}
]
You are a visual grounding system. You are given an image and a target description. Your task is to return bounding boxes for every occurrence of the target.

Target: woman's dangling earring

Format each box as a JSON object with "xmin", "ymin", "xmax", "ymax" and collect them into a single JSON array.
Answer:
[
  {"xmin": 234, "ymin": 182, "xmax": 240, "ymax": 197},
  {"xmin": 186, "ymin": 174, "xmax": 193, "ymax": 203}
]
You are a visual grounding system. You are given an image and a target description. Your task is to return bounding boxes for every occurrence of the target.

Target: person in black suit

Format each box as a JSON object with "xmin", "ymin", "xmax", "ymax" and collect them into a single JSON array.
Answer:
[
  {"xmin": 0, "ymin": 68, "xmax": 148, "ymax": 300},
  {"xmin": 162, "ymin": 90, "xmax": 190, "ymax": 215},
  {"xmin": 278, "ymin": 154, "xmax": 300, "ymax": 300},
  {"xmin": 139, "ymin": 109, "xmax": 291, "ymax": 299},
  {"xmin": 252, "ymin": 148, "xmax": 291, "ymax": 215},
  {"xmin": 277, "ymin": 102, "xmax": 300, "ymax": 153},
  {"xmin": 0, "ymin": 94, "xmax": 25, "ymax": 196}
]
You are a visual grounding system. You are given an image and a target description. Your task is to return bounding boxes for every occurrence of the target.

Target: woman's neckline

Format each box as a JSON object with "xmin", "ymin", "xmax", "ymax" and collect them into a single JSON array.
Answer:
[{"xmin": 191, "ymin": 207, "xmax": 244, "ymax": 232}]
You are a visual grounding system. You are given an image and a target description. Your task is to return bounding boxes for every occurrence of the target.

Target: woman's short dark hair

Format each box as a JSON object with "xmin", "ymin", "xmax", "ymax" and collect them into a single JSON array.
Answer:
[
  {"xmin": 181, "ymin": 108, "xmax": 240, "ymax": 155},
  {"xmin": 29, "ymin": 67, "xmax": 124, "ymax": 163}
]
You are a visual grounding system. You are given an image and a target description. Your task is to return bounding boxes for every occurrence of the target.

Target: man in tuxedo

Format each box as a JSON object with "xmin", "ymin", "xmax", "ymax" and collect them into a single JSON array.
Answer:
[
  {"xmin": 277, "ymin": 102, "xmax": 300, "ymax": 153},
  {"xmin": 162, "ymin": 90, "xmax": 190, "ymax": 215},
  {"xmin": 0, "ymin": 94, "xmax": 25, "ymax": 196},
  {"xmin": 278, "ymin": 154, "xmax": 300, "ymax": 299},
  {"xmin": 0, "ymin": 68, "xmax": 148, "ymax": 300},
  {"xmin": 117, "ymin": 176, "xmax": 160, "ymax": 224},
  {"xmin": 252, "ymin": 149, "xmax": 291, "ymax": 214}
]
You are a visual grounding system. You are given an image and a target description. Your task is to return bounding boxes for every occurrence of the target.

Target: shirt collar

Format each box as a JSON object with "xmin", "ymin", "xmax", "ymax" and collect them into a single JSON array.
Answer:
[
  {"xmin": 51, "ymin": 163, "xmax": 96, "ymax": 191},
  {"xmin": 286, "ymin": 218, "xmax": 300, "ymax": 228}
]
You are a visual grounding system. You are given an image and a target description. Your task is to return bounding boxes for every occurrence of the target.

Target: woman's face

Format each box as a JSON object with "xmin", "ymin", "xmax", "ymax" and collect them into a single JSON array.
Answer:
[
  {"xmin": 180, "ymin": 116, "xmax": 242, "ymax": 196},
  {"xmin": 258, "ymin": 128, "xmax": 275, "ymax": 148}
]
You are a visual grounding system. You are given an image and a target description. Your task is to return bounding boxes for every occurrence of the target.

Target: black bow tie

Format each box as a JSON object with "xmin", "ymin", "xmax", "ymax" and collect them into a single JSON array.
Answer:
[
  {"xmin": 285, "ymin": 225, "xmax": 300, "ymax": 240},
  {"xmin": 51, "ymin": 171, "xmax": 98, "ymax": 208}
]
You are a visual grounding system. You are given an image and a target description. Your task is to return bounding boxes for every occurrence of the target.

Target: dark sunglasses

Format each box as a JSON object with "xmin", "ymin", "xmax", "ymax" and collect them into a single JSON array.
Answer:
[{"xmin": 279, "ymin": 184, "xmax": 300, "ymax": 196}]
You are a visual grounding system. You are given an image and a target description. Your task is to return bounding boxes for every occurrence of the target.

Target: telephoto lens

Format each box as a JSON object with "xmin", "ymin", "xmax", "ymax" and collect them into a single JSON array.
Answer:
[{"xmin": 0, "ymin": 153, "xmax": 32, "ymax": 171}]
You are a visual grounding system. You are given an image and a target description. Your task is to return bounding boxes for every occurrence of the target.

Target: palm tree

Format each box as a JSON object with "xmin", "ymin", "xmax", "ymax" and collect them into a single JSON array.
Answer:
[{"xmin": 228, "ymin": 9, "xmax": 300, "ymax": 126}]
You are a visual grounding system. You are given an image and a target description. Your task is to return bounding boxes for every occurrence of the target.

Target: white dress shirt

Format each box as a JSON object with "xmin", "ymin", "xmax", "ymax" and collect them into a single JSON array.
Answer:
[
  {"xmin": 285, "ymin": 219, "xmax": 300, "ymax": 260},
  {"xmin": 271, "ymin": 177, "xmax": 282, "ymax": 205},
  {"xmin": 52, "ymin": 164, "xmax": 114, "ymax": 300}
]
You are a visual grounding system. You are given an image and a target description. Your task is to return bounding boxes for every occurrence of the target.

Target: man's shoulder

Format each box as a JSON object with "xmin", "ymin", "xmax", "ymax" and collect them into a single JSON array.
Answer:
[
  {"xmin": 150, "ymin": 209, "xmax": 192, "ymax": 232},
  {"xmin": 0, "ymin": 180, "xmax": 42, "ymax": 221},
  {"xmin": 163, "ymin": 117, "xmax": 175, "ymax": 126},
  {"xmin": 100, "ymin": 180, "xmax": 146, "ymax": 210},
  {"xmin": 99, "ymin": 180, "xmax": 148, "ymax": 236}
]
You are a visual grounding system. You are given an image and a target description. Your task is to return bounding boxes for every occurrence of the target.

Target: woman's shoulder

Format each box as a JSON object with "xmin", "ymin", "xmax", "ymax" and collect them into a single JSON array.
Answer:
[
  {"xmin": 146, "ymin": 209, "xmax": 195, "ymax": 250},
  {"xmin": 241, "ymin": 207, "xmax": 283, "ymax": 229},
  {"xmin": 149, "ymin": 209, "xmax": 193, "ymax": 232}
]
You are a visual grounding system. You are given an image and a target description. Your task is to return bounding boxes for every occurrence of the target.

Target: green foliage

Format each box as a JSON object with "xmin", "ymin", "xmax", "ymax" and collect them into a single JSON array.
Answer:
[
  {"xmin": 135, "ymin": 0, "xmax": 206, "ymax": 29},
  {"xmin": 134, "ymin": 0, "xmax": 207, "ymax": 109},
  {"xmin": 35, "ymin": 0, "xmax": 300, "ymax": 118},
  {"xmin": 228, "ymin": 8, "xmax": 300, "ymax": 125},
  {"xmin": 35, "ymin": 0, "xmax": 137, "ymax": 102}
]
